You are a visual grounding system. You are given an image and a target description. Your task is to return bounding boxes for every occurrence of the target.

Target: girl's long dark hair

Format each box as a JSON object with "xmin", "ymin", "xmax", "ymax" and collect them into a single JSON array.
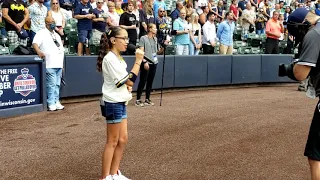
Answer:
[{"xmin": 97, "ymin": 26, "xmax": 122, "ymax": 72}]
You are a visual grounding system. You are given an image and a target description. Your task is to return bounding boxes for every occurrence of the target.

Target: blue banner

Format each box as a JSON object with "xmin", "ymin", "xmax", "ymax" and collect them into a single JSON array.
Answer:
[{"xmin": 0, "ymin": 64, "xmax": 41, "ymax": 110}]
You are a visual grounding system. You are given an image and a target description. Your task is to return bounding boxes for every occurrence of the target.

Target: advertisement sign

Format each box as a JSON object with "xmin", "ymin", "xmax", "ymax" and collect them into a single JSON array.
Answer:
[{"xmin": 0, "ymin": 64, "xmax": 41, "ymax": 110}]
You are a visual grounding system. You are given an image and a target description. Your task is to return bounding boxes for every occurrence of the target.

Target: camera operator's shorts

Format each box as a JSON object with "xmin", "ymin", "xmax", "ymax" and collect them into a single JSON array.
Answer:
[
  {"xmin": 304, "ymin": 99, "xmax": 320, "ymax": 160},
  {"xmin": 104, "ymin": 102, "xmax": 127, "ymax": 124}
]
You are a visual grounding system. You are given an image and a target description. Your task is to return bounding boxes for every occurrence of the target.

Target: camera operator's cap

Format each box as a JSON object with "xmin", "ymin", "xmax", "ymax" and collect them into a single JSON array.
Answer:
[
  {"xmin": 288, "ymin": 8, "xmax": 309, "ymax": 23},
  {"xmin": 16, "ymin": 28, "xmax": 28, "ymax": 39}
]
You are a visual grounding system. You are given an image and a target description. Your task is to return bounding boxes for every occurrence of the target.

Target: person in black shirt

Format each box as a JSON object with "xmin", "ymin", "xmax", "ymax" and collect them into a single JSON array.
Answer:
[
  {"xmin": 2, "ymin": 0, "xmax": 29, "ymax": 48},
  {"xmin": 119, "ymin": 0, "xmax": 137, "ymax": 55}
]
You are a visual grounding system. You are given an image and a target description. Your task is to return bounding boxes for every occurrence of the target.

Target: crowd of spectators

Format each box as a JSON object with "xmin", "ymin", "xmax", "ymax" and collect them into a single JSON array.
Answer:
[{"xmin": 0, "ymin": 0, "xmax": 318, "ymax": 56}]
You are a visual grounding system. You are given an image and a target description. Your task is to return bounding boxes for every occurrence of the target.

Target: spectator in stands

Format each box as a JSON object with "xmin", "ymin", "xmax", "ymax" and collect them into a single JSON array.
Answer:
[
  {"xmin": 106, "ymin": 1, "xmax": 120, "ymax": 27},
  {"xmin": 2, "ymin": 0, "xmax": 29, "ymax": 48},
  {"xmin": 284, "ymin": 34, "xmax": 293, "ymax": 54},
  {"xmin": 278, "ymin": 14, "xmax": 284, "ymax": 41},
  {"xmin": 279, "ymin": 1, "xmax": 285, "ymax": 13},
  {"xmin": 260, "ymin": 0, "xmax": 271, "ymax": 19},
  {"xmin": 91, "ymin": 0, "xmax": 107, "ymax": 44},
  {"xmin": 115, "ymin": 0, "xmax": 123, "ymax": 15},
  {"xmin": 217, "ymin": 0, "xmax": 225, "ymax": 22},
  {"xmin": 270, "ymin": 3, "xmax": 282, "ymax": 17},
  {"xmin": 305, "ymin": 0, "xmax": 311, "ymax": 10},
  {"xmin": 131, "ymin": 0, "xmax": 140, "ymax": 38},
  {"xmin": 170, "ymin": 0, "xmax": 183, "ymax": 22},
  {"xmin": 136, "ymin": 23, "xmax": 162, "ymax": 107},
  {"xmin": 33, "ymin": 16, "xmax": 64, "ymax": 111},
  {"xmin": 153, "ymin": 0, "xmax": 166, "ymax": 18},
  {"xmin": 199, "ymin": 6, "xmax": 209, "ymax": 26},
  {"xmin": 48, "ymin": 0, "xmax": 66, "ymax": 45},
  {"xmin": 237, "ymin": 0, "xmax": 246, "ymax": 17},
  {"xmin": 173, "ymin": 8, "xmax": 190, "ymax": 55},
  {"xmin": 265, "ymin": 11, "xmax": 283, "ymax": 54},
  {"xmin": 217, "ymin": 12, "xmax": 235, "ymax": 55},
  {"xmin": 74, "ymin": 0, "xmax": 95, "ymax": 56},
  {"xmin": 208, "ymin": 0, "xmax": 221, "ymax": 19},
  {"xmin": 139, "ymin": 0, "xmax": 154, "ymax": 38},
  {"xmin": 229, "ymin": 0, "xmax": 238, "ymax": 21},
  {"xmin": 155, "ymin": 7, "xmax": 169, "ymax": 47},
  {"xmin": 119, "ymin": 0, "xmax": 137, "ymax": 55},
  {"xmin": 28, "ymin": 0, "xmax": 48, "ymax": 43},
  {"xmin": 250, "ymin": 0, "xmax": 259, "ymax": 11},
  {"xmin": 188, "ymin": 13, "xmax": 201, "ymax": 55},
  {"xmin": 202, "ymin": 12, "xmax": 216, "ymax": 54},
  {"xmin": 185, "ymin": 1, "xmax": 194, "ymax": 16},
  {"xmin": 91, "ymin": 0, "xmax": 108, "ymax": 12},
  {"xmin": 255, "ymin": 7, "xmax": 267, "ymax": 35},
  {"xmin": 196, "ymin": 0, "xmax": 208, "ymax": 14},
  {"xmin": 241, "ymin": 2, "xmax": 255, "ymax": 36},
  {"xmin": 283, "ymin": 6, "xmax": 291, "ymax": 23}
]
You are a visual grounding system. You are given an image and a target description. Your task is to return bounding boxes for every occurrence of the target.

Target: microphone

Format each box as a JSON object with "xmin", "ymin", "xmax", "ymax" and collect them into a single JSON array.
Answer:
[{"xmin": 127, "ymin": 44, "xmax": 154, "ymax": 64}]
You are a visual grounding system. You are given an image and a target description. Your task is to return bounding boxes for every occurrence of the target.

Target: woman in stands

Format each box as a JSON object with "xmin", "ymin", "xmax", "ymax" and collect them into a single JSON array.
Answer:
[
  {"xmin": 97, "ymin": 26, "xmax": 144, "ymax": 180},
  {"xmin": 48, "ymin": 0, "xmax": 66, "ymax": 45},
  {"xmin": 188, "ymin": 13, "xmax": 202, "ymax": 55}
]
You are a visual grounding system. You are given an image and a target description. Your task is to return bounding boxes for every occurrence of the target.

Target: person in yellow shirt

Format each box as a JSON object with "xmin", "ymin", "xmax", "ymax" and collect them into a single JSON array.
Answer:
[{"xmin": 115, "ymin": 0, "xmax": 124, "ymax": 15}]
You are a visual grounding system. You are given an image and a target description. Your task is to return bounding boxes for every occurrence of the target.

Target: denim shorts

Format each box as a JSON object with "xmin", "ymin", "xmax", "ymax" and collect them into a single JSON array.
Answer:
[
  {"xmin": 78, "ymin": 30, "xmax": 92, "ymax": 43},
  {"xmin": 104, "ymin": 102, "xmax": 127, "ymax": 124}
]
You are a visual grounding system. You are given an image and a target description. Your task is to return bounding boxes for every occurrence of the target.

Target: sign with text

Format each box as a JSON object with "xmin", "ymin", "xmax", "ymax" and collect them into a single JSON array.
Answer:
[{"xmin": 0, "ymin": 64, "xmax": 41, "ymax": 110}]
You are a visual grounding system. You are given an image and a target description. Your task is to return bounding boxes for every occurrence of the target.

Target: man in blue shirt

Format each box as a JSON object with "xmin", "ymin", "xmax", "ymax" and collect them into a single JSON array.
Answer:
[
  {"xmin": 153, "ymin": 0, "xmax": 166, "ymax": 18},
  {"xmin": 217, "ymin": 12, "xmax": 235, "ymax": 55},
  {"xmin": 170, "ymin": 0, "xmax": 183, "ymax": 23},
  {"xmin": 74, "ymin": 0, "xmax": 95, "ymax": 56},
  {"xmin": 173, "ymin": 9, "xmax": 190, "ymax": 55}
]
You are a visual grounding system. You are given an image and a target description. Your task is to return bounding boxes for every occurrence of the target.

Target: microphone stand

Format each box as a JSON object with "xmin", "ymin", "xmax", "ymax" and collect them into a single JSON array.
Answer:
[{"xmin": 160, "ymin": 45, "xmax": 166, "ymax": 106}]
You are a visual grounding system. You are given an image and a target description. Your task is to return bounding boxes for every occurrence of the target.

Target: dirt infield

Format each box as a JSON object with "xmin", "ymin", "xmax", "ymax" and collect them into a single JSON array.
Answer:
[{"xmin": 0, "ymin": 84, "xmax": 318, "ymax": 180}]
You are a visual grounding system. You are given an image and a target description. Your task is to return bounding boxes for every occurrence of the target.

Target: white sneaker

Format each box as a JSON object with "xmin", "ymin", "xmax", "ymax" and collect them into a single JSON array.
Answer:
[
  {"xmin": 48, "ymin": 105, "xmax": 57, "ymax": 111},
  {"xmin": 112, "ymin": 170, "xmax": 131, "ymax": 180},
  {"xmin": 55, "ymin": 102, "xmax": 64, "ymax": 110},
  {"xmin": 100, "ymin": 175, "xmax": 113, "ymax": 180}
]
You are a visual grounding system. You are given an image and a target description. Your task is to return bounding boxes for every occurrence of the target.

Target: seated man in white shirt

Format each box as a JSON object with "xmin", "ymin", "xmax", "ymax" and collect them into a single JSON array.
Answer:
[{"xmin": 33, "ymin": 16, "xmax": 65, "ymax": 111}]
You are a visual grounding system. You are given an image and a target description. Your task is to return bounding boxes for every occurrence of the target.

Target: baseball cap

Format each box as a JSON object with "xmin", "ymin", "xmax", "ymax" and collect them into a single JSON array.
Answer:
[
  {"xmin": 97, "ymin": 0, "xmax": 104, "ymax": 3},
  {"xmin": 288, "ymin": 8, "xmax": 309, "ymax": 23},
  {"xmin": 16, "ymin": 28, "xmax": 28, "ymax": 39}
]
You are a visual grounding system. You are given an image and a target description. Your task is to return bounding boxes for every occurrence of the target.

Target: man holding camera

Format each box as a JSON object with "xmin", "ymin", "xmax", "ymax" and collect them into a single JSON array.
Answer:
[{"xmin": 283, "ymin": 8, "xmax": 320, "ymax": 180}]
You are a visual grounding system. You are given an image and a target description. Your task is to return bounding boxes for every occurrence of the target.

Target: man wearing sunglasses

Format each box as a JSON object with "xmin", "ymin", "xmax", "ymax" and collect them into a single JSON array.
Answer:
[{"xmin": 32, "ymin": 16, "xmax": 65, "ymax": 111}]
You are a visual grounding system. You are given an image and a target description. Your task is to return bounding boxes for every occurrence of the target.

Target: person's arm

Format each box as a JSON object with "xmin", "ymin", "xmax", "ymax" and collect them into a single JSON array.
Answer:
[
  {"xmin": 19, "ymin": 5, "xmax": 29, "ymax": 27},
  {"xmin": 238, "ymin": 2, "xmax": 243, "ymax": 13},
  {"xmin": 189, "ymin": 27, "xmax": 196, "ymax": 45},
  {"xmin": 199, "ymin": 13, "xmax": 206, "ymax": 25},
  {"xmin": 61, "ymin": 11, "xmax": 66, "ymax": 28},
  {"xmin": 293, "ymin": 31, "xmax": 320, "ymax": 81},
  {"xmin": 2, "ymin": 8, "xmax": 18, "ymax": 27},
  {"xmin": 216, "ymin": 23, "xmax": 223, "ymax": 40},
  {"xmin": 251, "ymin": 0, "xmax": 258, "ymax": 8},
  {"xmin": 198, "ymin": 25, "xmax": 202, "ymax": 45},
  {"xmin": 173, "ymin": 20, "xmax": 188, "ymax": 35},
  {"xmin": 32, "ymin": 33, "xmax": 45, "ymax": 59},
  {"xmin": 263, "ymin": 6, "xmax": 270, "ymax": 18}
]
